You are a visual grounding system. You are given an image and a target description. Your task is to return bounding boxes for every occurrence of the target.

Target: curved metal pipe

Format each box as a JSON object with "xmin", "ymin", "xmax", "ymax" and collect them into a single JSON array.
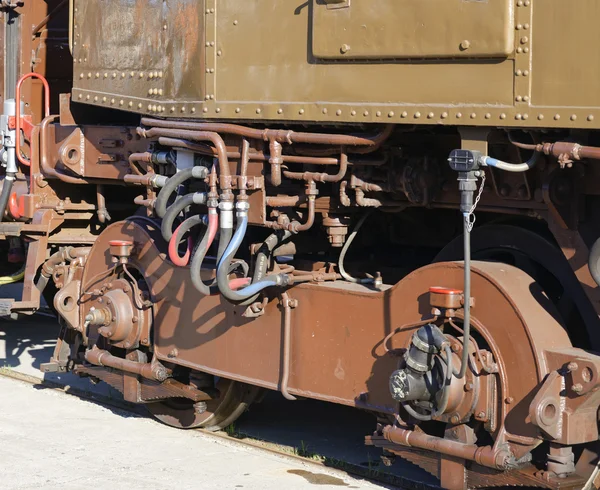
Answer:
[
  {"xmin": 138, "ymin": 127, "xmax": 231, "ymax": 193},
  {"xmin": 283, "ymin": 152, "xmax": 348, "ymax": 183},
  {"xmin": 16, "ymin": 72, "xmax": 51, "ymax": 167},
  {"xmin": 142, "ymin": 117, "xmax": 394, "ymax": 149},
  {"xmin": 280, "ymin": 292, "xmax": 297, "ymax": 401}
]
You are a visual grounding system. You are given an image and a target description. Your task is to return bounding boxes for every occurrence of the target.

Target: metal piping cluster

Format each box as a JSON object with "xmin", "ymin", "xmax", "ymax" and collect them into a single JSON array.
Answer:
[{"xmin": 144, "ymin": 120, "xmax": 392, "ymax": 306}]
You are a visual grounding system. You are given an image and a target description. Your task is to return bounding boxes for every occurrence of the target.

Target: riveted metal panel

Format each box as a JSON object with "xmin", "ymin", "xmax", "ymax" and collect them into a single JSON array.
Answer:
[
  {"xmin": 312, "ymin": 0, "xmax": 514, "ymax": 59},
  {"xmin": 69, "ymin": 0, "xmax": 600, "ymax": 130},
  {"xmin": 71, "ymin": 0, "xmax": 205, "ymax": 111},
  {"xmin": 531, "ymin": 0, "xmax": 600, "ymax": 109}
]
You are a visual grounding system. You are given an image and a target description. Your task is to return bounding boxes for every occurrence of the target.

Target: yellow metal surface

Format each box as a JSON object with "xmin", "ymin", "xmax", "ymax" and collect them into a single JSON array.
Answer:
[
  {"xmin": 70, "ymin": 0, "xmax": 600, "ymax": 130},
  {"xmin": 312, "ymin": 0, "xmax": 514, "ymax": 59}
]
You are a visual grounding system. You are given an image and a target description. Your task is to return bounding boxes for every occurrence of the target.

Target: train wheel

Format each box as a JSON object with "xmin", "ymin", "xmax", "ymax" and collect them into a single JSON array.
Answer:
[
  {"xmin": 434, "ymin": 223, "xmax": 598, "ymax": 349},
  {"xmin": 146, "ymin": 376, "xmax": 261, "ymax": 431},
  {"xmin": 436, "ymin": 224, "xmax": 600, "ymax": 486}
]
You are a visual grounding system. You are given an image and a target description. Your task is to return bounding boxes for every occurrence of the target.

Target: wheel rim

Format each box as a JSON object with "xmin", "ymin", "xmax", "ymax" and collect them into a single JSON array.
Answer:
[
  {"xmin": 436, "ymin": 224, "xmax": 600, "ymax": 485},
  {"xmin": 146, "ymin": 376, "xmax": 260, "ymax": 430}
]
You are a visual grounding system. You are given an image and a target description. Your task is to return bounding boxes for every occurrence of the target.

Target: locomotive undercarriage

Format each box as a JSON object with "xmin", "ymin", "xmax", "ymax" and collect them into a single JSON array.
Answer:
[
  {"xmin": 0, "ymin": 98, "xmax": 594, "ymax": 489},
  {"xmin": 5, "ymin": 1, "xmax": 600, "ymax": 489}
]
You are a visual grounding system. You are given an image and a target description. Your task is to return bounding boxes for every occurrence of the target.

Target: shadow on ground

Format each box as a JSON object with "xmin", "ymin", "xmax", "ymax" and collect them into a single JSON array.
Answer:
[{"xmin": 0, "ymin": 310, "xmax": 438, "ymax": 490}]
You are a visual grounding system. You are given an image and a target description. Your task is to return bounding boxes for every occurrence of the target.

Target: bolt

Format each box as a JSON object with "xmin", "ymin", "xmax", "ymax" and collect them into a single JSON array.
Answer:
[
  {"xmin": 464, "ymin": 383, "xmax": 474, "ymax": 392},
  {"xmin": 477, "ymin": 411, "xmax": 486, "ymax": 418},
  {"xmin": 567, "ymin": 361, "xmax": 578, "ymax": 372},
  {"xmin": 132, "ymin": 316, "xmax": 138, "ymax": 323},
  {"xmin": 123, "ymin": 342, "xmax": 130, "ymax": 348},
  {"xmin": 459, "ymin": 40, "xmax": 470, "ymax": 50},
  {"xmin": 340, "ymin": 44, "xmax": 350, "ymax": 54},
  {"xmin": 155, "ymin": 367, "xmax": 169, "ymax": 382},
  {"xmin": 194, "ymin": 402, "xmax": 207, "ymax": 414},
  {"xmin": 168, "ymin": 348, "xmax": 178, "ymax": 359},
  {"xmin": 505, "ymin": 396, "xmax": 514, "ymax": 404},
  {"xmin": 142, "ymin": 338, "xmax": 148, "ymax": 344},
  {"xmin": 380, "ymin": 455, "xmax": 395, "ymax": 467},
  {"xmin": 572, "ymin": 383, "xmax": 583, "ymax": 394},
  {"xmin": 451, "ymin": 344, "xmax": 459, "ymax": 353},
  {"xmin": 450, "ymin": 414, "xmax": 460, "ymax": 424}
]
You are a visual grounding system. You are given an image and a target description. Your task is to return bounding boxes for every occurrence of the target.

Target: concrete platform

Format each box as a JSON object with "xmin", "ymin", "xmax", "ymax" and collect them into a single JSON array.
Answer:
[{"xmin": 0, "ymin": 376, "xmax": 383, "ymax": 490}]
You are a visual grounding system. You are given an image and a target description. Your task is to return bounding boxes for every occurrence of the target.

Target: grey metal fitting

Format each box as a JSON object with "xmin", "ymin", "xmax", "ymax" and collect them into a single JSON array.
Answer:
[
  {"xmin": 192, "ymin": 192, "xmax": 208, "ymax": 205},
  {"xmin": 151, "ymin": 175, "xmax": 168, "ymax": 188},
  {"xmin": 191, "ymin": 165, "xmax": 209, "ymax": 179},
  {"xmin": 151, "ymin": 150, "xmax": 174, "ymax": 165},
  {"xmin": 218, "ymin": 201, "xmax": 234, "ymax": 212}
]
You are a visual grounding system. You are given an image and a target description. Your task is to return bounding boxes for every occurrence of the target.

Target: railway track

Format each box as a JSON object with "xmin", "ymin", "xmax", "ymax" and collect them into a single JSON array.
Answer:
[{"xmin": 0, "ymin": 343, "xmax": 434, "ymax": 490}]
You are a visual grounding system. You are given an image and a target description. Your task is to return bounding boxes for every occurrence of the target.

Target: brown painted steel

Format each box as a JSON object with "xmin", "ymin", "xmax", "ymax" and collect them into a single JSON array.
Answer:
[{"xmin": 82, "ymin": 221, "xmax": 572, "ymax": 445}]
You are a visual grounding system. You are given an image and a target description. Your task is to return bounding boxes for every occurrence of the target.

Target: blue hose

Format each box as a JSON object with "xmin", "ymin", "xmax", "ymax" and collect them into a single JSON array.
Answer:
[{"xmin": 216, "ymin": 209, "xmax": 288, "ymax": 303}]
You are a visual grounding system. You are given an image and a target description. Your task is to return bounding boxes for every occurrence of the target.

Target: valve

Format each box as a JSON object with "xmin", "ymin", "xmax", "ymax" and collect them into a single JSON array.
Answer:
[
  {"xmin": 447, "ymin": 149, "xmax": 483, "ymax": 214},
  {"xmin": 109, "ymin": 240, "xmax": 134, "ymax": 264}
]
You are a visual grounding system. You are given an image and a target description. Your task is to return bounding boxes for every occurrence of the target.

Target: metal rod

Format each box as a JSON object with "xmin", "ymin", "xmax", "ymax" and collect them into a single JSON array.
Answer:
[
  {"xmin": 280, "ymin": 293, "xmax": 296, "ymax": 401},
  {"xmin": 457, "ymin": 214, "xmax": 471, "ymax": 379},
  {"xmin": 382, "ymin": 426, "xmax": 510, "ymax": 470},
  {"xmin": 85, "ymin": 347, "xmax": 169, "ymax": 382}
]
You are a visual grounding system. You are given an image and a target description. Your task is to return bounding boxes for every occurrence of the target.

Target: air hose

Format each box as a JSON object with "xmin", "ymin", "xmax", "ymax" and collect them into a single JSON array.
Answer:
[
  {"xmin": 189, "ymin": 208, "xmax": 226, "ymax": 295},
  {"xmin": 0, "ymin": 172, "xmax": 16, "ymax": 223},
  {"xmin": 161, "ymin": 191, "xmax": 207, "ymax": 242},
  {"xmin": 0, "ymin": 264, "xmax": 25, "ymax": 285},
  {"xmin": 483, "ymin": 152, "xmax": 539, "ymax": 172},
  {"xmin": 169, "ymin": 215, "xmax": 205, "ymax": 266},
  {"xmin": 154, "ymin": 166, "xmax": 208, "ymax": 218},
  {"xmin": 339, "ymin": 210, "xmax": 374, "ymax": 284},
  {"xmin": 238, "ymin": 229, "xmax": 293, "ymax": 306},
  {"xmin": 216, "ymin": 202, "xmax": 289, "ymax": 303}
]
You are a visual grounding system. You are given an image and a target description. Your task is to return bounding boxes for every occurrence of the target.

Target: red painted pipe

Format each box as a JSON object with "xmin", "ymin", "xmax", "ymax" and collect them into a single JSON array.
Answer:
[{"xmin": 16, "ymin": 73, "xmax": 51, "ymax": 167}]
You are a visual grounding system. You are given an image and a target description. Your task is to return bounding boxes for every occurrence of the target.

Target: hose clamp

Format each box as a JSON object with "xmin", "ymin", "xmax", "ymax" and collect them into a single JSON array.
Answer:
[
  {"xmin": 235, "ymin": 201, "xmax": 250, "ymax": 212},
  {"xmin": 192, "ymin": 192, "xmax": 208, "ymax": 205},
  {"xmin": 192, "ymin": 166, "xmax": 209, "ymax": 179},
  {"xmin": 152, "ymin": 175, "xmax": 168, "ymax": 188},
  {"xmin": 219, "ymin": 201, "xmax": 234, "ymax": 211}
]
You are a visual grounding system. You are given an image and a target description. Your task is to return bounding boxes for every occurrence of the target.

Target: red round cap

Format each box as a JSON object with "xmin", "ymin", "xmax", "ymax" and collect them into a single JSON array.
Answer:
[
  {"xmin": 429, "ymin": 286, "xmax": 463, "ymax": 295},
  {"xmin": 109, "ymin": 240, "xmax": 133, "ymax": 247}
]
